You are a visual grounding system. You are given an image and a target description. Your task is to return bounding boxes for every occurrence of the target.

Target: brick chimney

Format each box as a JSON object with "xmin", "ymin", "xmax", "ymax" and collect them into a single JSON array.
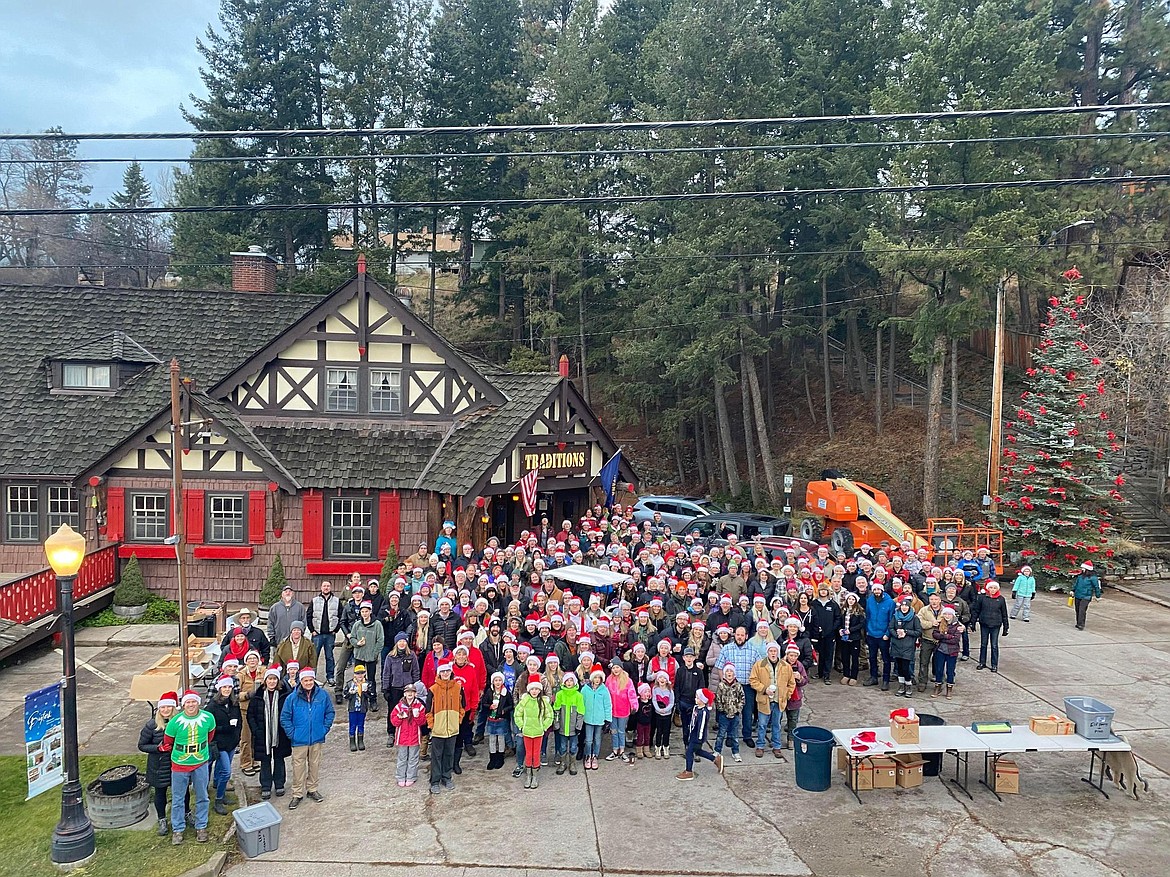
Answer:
[{"xmin": 230, "ymin": 245, "xmax": 277, "ymax": 293}]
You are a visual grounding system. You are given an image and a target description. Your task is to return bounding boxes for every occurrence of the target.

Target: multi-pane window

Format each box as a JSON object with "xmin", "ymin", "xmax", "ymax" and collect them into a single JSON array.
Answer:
[
  {"xmin": 329, "ymin": 497, "xmax": 373, "ymax": 558},
  {"xmin": 47, "ymin": 486, "xmax": 80, "ymax": 531},
  {"xmin": 62, "ymin": 363, "xmax": 112, "ymax": 389},
  {"xmin": 369, "ymin": 369, "xmax": 402, "ymax": 414},
  {"xmin": 207, "ymin": 494, "xmax": 246, "ymax": 544},
  {"xmin": 131, "ymin": 493, "xmax": 169, "ymax": 542},
  {"xmin": 5, "ymin": 485, "xmax": 39, "ymax": 542},
  {"xmin": 326, "ymin": 368, "xmax": 358, "ymax": 412}
]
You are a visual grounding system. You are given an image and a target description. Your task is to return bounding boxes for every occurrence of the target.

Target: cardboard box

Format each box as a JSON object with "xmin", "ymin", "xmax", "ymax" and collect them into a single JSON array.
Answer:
[
  {"xmin": 871, "ymin": 755, "xmax": 898, "ymax": 789},
  {"xmin": 846, "ymin": 760, "xmax": 874, "ymax": 791},
  {"xmin": 890, "ymin": 713, "xmax": 920, "ymax": 745},
  {"xmin": 893, "ymin": 754, "xmax": 925, "ymax": 788},
  {"xmin": 837, "ymin": 747, "xmax": 848, "ymax": 773},
  {"xmin": 1029, "ymin": 715, "xmax": 1074, "ymax": 736},
  {"xmin": 994, "ymin": 758, "xmax": 1020, "ymax": 794}
]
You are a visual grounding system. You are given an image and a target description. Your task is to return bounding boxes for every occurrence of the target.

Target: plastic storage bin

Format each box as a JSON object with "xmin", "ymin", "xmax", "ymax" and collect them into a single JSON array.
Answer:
[
  {"xmin": 792, "ymin": 726, "xmax": 835, "ymax": 792},
  {"xmin": 1063, "ymin": 696, "xmax": 1115, "ymax": 740},
  {"xmin": 233, "ymin": 801, "xmax": 282, "ymax": 858}
]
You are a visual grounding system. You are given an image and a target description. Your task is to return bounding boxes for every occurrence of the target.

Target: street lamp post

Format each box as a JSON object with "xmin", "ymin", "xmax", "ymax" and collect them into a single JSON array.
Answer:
[{"xmin": 44, "ymin": 524, "xmax": 96, "ymax": 870}]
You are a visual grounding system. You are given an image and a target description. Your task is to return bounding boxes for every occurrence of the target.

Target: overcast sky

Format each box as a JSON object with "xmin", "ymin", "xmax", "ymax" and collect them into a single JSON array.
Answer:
[{"xmin": 0, "ymin": 1, "xmax": 219, "ymax": 199}]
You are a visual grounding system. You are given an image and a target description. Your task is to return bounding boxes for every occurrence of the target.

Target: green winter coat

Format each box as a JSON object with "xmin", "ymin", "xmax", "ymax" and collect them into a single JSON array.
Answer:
[
  {"xmin": 552, "ymin": 685, "xmax": 585, "ymax": 734},
  {"xmin": 515, "ymin": 693, "xmax": 554, "ymax": 737},
  {"xmin": 349, "ymin": 617, "xmax": 384, "ymax": 663}
]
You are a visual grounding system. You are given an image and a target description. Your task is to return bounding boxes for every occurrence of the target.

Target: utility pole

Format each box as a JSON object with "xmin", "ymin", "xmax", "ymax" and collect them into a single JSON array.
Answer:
[
  {"xmin": 170, "ymin": 359, "xmax": 190, "ymax": 692},
  {"xmin": 987, "ymin": 274, "xmax": 1007, "ymax": 513}
]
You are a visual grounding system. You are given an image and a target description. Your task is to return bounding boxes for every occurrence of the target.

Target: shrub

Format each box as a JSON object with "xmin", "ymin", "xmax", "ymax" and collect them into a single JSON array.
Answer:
[
  {"xmin": 378, "ymin": 541, "xmax": 399, "ymax": 588},
  {"xmin": 259, "ymin": 554, "xmax": 287, "ymax": 607},
  {"xmin": 113, "ymin": 554, "xmax": 150, "ymax": 607}
]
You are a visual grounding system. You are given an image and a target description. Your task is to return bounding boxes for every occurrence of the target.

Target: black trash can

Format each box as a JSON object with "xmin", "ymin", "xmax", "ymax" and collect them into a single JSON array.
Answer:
[
  {"xmin": 919, "ymin": 713, "xmax": 945, "ymax": 777},
  {"xmin": 792, "ymin": 726, "xmax": 835, "ymax": 791}
]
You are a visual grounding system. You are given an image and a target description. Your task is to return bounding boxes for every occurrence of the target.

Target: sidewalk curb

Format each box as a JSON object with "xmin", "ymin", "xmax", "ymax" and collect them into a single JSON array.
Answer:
[
  {"xmin": 175, "ymin": 851, "xmax": 227, "ymax": 877},
  {"xmin": 1107, "ymin": 583, "xmax": 1170, "ymax": 610}
]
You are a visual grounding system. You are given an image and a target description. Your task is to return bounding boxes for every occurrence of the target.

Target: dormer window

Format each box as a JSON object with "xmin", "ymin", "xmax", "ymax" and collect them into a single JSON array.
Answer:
[{"xmin": 63, "ymin": 363, "xmax": 112, "ymax": 390}]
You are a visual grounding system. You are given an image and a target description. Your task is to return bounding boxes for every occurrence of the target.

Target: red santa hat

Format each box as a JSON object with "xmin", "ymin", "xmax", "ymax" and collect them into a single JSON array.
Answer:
[
  {"xmin": 180, "ymin": 689, "xmax": 202, "ymax": 705},
  {"xmin": 299, "ymin": 666, "xmax": 316, "ymax": 680},
  {"xmin": 696, "ymin": 688, "xmax": 714, "ymax": 706},
  {"xmin": 264, "ymin": 664, "xmax": 282, "ymax": 679},
  {"xmin": 157, "ymin": 691, "xmax": 178, "ymax": 709}
]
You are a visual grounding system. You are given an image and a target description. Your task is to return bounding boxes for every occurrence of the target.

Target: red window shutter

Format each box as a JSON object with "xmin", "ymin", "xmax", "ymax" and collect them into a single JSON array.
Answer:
[
  {"xmin": 378, "ymin": 491, "xmax": 401, "ymax": 558},
  {"xmin": 302, "ymin": 492, "xmax": 323, "ymax": 559},
  {"xmin": 106, "ymin": 487, "xmax": 125, "ymax": 542},
  {"xmin": 185, "ymin": 490, "xmax": 205, "ymax": 544},
  {"xmin": 248, "ymin": 491, "xmax": 266, "ymax": 544}
]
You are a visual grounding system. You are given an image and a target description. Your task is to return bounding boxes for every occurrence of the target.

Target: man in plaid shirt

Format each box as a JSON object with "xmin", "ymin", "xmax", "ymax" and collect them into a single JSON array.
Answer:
[{"xmin": 714, "ymin": 626, "xmax": 761, "ymax": 748}]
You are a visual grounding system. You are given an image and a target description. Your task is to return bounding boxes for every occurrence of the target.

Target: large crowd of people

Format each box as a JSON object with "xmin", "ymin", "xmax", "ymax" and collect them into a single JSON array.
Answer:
[{"xmin": 138, "ymin": 504, "xmax": 1105, "ymax": 831}]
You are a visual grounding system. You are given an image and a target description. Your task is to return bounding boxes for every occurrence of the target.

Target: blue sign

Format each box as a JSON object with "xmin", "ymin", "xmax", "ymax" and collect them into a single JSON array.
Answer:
[{"xmin": 25, "ymin": 684, "xmax": 64, "ymax": 800}]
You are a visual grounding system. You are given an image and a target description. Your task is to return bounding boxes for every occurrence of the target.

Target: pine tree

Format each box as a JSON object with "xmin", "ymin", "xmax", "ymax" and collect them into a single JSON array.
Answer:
[
  {"xmin": 108, "ymin": 161, "xmax": 167, "ymax": 287},
  {"xmin": 378, "ymin": 541, "xmax": 400, "ymax": 588},
  {"xmin": 260, "ymin": 553, "xmax": 289, "ymax": 607},
  {"xmin": 995, "ymin": 268, "xmax": 1125, "ymax": 577}
]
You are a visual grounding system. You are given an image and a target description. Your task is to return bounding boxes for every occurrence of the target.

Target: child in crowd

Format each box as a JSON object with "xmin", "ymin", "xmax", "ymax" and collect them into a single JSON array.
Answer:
[
  {"xmin": 783, "ymin": 644, "xmax": 808, "ymax": 749},
  {"xmin": 713, "ymin": 664, "xmax": 745, "ymax": 762},
  {"xmin": 390, "ymin": 682, "xmax": 428, "ymax": 786},
  {"xmin": 580, "ymin": 668, "xmax": 613, "ymax": 770},
  {"xmin": 553, "ymin": 672, "xmax": 584, "ymax": 775},
  {"xmin": 633, "ymin": 682, "xmax": 654, "ymax": 759},
  {"xmin": 676, "ymin": 687, "xmax": 722, "ymax": 781},
  {"xmin": 346, "ymin": 664, "xmax": 369, "ymax": 751},
  {"xmin": 516, "ymin": 679, "xmax": 554, "ymax": 788},
  {"xmin": 1010, "ymin": 565, "xmax": 1036, "ymax": 621},
  {"xmin": 485, "ymin": 672, "xmax": 514, "ymax": 770},
  {"xmin": 651, "ymin": 670, "xmax": 675, "ymax": 759}
]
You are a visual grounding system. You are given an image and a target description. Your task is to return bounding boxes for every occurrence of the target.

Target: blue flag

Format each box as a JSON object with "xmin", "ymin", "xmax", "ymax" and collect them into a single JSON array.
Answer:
[{"xmin": 600, "ymin": 450, "xmax": 622, "ymax": 508}]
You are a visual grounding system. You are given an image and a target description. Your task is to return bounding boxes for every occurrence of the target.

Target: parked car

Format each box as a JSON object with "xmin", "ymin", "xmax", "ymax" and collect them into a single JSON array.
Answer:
[
  {"xmin": 630, "ymin": 495, "xmax": 726, "ymax": 532},
  {"xmin": 679, "ymin": 512, "xmax": 792, "ymax": 547}
]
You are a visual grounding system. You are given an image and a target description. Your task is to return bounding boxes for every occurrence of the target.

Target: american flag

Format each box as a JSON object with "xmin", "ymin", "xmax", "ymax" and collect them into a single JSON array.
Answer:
[{"xmin": 519, "ymin": 468, "xmax": 540, "ymax": 517}]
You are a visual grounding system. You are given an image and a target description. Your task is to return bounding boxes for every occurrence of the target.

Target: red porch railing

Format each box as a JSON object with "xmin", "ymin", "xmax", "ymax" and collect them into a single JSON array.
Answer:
[{"xmin": 0, "ymin": 544, "xmax": 120, "ymax": 625}]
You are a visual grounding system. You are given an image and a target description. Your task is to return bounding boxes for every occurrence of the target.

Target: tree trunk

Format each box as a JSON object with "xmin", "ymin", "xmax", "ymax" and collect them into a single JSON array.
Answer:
[
  {"xmin": 744, "ymin": 346, "xmax": 779, "ymax": 503},
  {"xmin": 950, "ymin": 336, "xmax": 960, "ymax": 444},
  {"xmin": 512, "ymin": 277, "xmax": 524, "ymax": 343},
  {"xmin": 714, "ymin": 381, "xmax": 742, "ymax": 498},
  {"xmin": 459, "ymin": 208, "xmax": 473, "ymax": 293},
  {"xmin": 804, "ymin": 365, "xmax": 817, "ymax": 423},
  {"xmin": 847, "ymin": 310, "xmax": 870, "ymax": 398},
  {"xmin": 741, "ymin": 383, "xmax": 761, "ymax": 507},
  {"xmin": 547, "ymin": 272, "xmax": 559, "ymax": 372},
  {"xmin": 1018, "ymin": 280, "xmax": 1033, "ymax": 333},
  {"xmin": 923, "ymin": 333, "xmax": 947, "ymax": 520},
  {"xmin": 498, "ymin": 269, "xmax": 506, "ymax": 323},
  {"xmin": 702, "ymin": 415, "xmax": 721, "ymax": 493},
  {"xmin": 821, "ymin": 277, "xmax": 835, "ymax": 439},
  {"xmin": 675, "ymin": 420, "xmax": 686, "ymax": 485},
  {"xmin": 887, "ymin": 319, "xmax": 896, "ymax": 411},
  {"xmin": 693, "ymin": 417, "xmax": 708, "ymax": 490},
  {"xmin": 1080, "ymin": 1, "xmax": 1106, "ymax": 134},
  {"xmin": 875, "ymin": 329, "xmax": 883, "ymax": 435}
]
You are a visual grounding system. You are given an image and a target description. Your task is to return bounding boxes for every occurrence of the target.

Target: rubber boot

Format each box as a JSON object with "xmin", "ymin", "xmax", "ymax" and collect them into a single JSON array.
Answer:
[
  {"xmin": 568, "ymin": 756, "xmax": 578, "ymax": 775},
  {"xmin": 349, "ymin": 734, "xmax": 358, "ymax": 752},
  {"xmin": 523, "ymin": 767, "xmax": 533, "ymax": 789},
  {"xmin": 420, "ymin": 736, "xmax": 429, "ymax": 761},
  {"xmin": 531, "ymin": 767, "xmax": 540, "ymax": 789},
  {"xmin": 945, "ymin": 684, "xmax": 954, "ymax": 699},
  {"xmin": 931, "ymin": 683, "xmax": 943, "ymax": 698},
  {"xmin": 357, "ymin": 733, "xmax": 365, "ymax": 751},
  {"xmin": 556, "ymin": 758, "xmax": 567, "ymax": 775}
]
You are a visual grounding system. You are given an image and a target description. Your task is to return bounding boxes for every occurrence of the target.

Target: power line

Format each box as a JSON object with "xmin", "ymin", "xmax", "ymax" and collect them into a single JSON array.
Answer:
[
  {"xmin": 3, "ymin": 102, "xmax": 1166, "ymax": 142},
  {"xmin": 5, "ymin": 129, "xmax": 1170, "ymax": 166},
  {"xmin": 1, "ymin": 171, "xmax": 1165, "ymax": 217}
]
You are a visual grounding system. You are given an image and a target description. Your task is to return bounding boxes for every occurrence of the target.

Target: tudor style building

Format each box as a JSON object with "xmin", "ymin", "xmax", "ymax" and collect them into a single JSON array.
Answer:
[{"xmin": 0, "ymin": 257, "xmax": 635, "ymax": 601}]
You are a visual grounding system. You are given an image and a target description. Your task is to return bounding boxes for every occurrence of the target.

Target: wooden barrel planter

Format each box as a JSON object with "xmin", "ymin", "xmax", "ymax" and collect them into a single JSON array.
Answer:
[{"xmin": 86, "ymin": 770, "xmax": 150, "ymax": 829}]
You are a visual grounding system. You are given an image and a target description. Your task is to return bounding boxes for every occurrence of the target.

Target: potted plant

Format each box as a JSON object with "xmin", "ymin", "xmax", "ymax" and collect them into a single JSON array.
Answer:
[
  {"xmin": 257, "ymin": 554, "xmax": 287, "ymax": 627},
  {"xmin": 111, "ymin": 554, "xmax": 150, "ymax": 620}
]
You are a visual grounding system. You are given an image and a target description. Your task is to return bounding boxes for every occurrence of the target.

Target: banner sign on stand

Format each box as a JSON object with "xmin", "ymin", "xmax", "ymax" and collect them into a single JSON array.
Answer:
[{"xmin": 25, "ymin": 683, "xmax": 64, "ymax": 800}]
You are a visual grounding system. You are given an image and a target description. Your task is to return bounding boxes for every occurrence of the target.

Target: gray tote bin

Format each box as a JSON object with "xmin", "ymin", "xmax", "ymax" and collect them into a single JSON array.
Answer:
[
  {"xmin": 1063, "ymin": 696, "xmax": 1115, "ymax": 740},
  {"xmin": 233, "ymin": 801, "xmax": 282, "ymax": 857}
]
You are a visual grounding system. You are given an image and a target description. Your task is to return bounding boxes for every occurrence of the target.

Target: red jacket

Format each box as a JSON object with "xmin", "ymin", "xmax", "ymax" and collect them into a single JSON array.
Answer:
[
  {"xmin": 389, "ymin": 698, "xmax": 428, "ymax": 746},
  {"xmin": 649, "ymin": 655, "xmax": 678, "ymax": 686},
  {"xmin": 452, "ymin": 661, "xmax": 482, "ymax": 712}
]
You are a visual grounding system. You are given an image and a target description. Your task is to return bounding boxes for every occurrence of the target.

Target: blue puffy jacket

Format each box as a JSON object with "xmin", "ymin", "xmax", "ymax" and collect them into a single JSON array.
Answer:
[
  {"xmin": 865, "ymin": 593, "xmax": 895, "ymax": 638},
  {"xmin": 280, "ymin": 683, "xmax": 335, "ymax": 747}
]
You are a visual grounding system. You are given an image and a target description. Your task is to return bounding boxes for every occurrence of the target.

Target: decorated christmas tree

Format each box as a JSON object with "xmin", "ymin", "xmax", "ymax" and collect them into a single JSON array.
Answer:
[{"xmin": 995, "ymin": 268, "xmax": 1125, "ymax": 577}]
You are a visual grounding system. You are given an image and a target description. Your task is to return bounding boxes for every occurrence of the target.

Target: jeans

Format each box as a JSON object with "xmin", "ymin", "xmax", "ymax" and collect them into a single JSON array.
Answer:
[
  {"xmin": 715, "ymin": 712, "xmax": 740, "ymax": 754},
  {"xmin": 555, "ymin": 732, "xmax": 579, "ymax": 758},
  {"xmin": 611, "ymin": 715, "xmax": 628, "ymax": 751},
  {"xmin": 978, "ymin": 625, "xmax": 1001, "ymax": 668},
  {"xmin": 171, "ymin": 762, "xmax": 210, "ymax": 832},
  {"xmin": 1075, "ymin": 597, "xmax": 1091, "ymax": 628},
  {"xmin": 1010, "ymin": 594, "xmax": 1032, "ymax": 620},
  {"xmin": 840, "ymin": 639, "xmax": 860, "ymax": 679},
  {"xmin": 740, "ymin": 683, "xmax": 756, "ymax": 742},
  {"xmin": 756, "ymin": 707, "xmax": 782, "ymax": 749},
  {"xmin": 684, "ymin": 738, "xmax": 715, "ymax": 771},
  {"xmin": 429, "ymin": 735, "xmax": 456, "ymax": 786},
  {"xmin": 816, "ymin": 640, "xmax": 835, "ymax": 679},
  {"xmin": 213, "ymin": 747, "xmax": 234, "ymax": 799},
  {"xmin": 514, "ymin": 721, "xmax": 526, "ymax": 768},
  {"xmin": 583, "ymin": 723, "xmax": 604, "ymax": 758},
  {"xmin": 312, "ymin": 633, "xmax": 336, "ymax": 682},
  {"xmin": 866, "ymin": 636, "xmax": 891, "ymax": 682},
  {"xmin": 348, "ymin": 711, "xmax": 366, "ymax": 735},
  {"xmin": 256, "ymin": 751, "xmax": 285, "ymax": 792},
  {"xmin": 933, "ymin": 652, "xmax": 957, "ymax": 684}
]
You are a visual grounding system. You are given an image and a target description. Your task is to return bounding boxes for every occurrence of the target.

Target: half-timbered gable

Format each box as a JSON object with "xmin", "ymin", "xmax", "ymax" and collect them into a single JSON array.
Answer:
[{"xmin": 219, "ymin": 274, "xmax": 503, "ymax": 421}]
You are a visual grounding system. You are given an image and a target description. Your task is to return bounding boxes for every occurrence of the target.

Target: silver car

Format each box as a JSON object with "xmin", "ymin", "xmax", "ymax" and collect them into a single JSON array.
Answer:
[{"xmin": 630, "ymin": 495, "xmax": 725, "ymax": 532}]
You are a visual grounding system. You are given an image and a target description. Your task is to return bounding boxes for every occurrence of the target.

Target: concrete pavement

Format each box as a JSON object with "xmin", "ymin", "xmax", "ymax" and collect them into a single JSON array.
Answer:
[{"xmin": 1, "ymin": 593, "xmax": 1167, "ymax": 876}]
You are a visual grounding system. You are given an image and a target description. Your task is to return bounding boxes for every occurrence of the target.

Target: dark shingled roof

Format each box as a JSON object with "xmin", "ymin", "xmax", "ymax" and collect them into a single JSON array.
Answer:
[
  {"xmin": 0, "ymin": 284, "xmax": 321, "ymax": 477},
  {"xmin": 419, "ymin": 365, "xmax": 560, "ymax": 496},
  {"xmin": 54, "ymin": 331, "xmax": 161, "ymax": 364},
  {"xmin": 251, "ymin": 423, "xmax": 446, "ymax": 489}
]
